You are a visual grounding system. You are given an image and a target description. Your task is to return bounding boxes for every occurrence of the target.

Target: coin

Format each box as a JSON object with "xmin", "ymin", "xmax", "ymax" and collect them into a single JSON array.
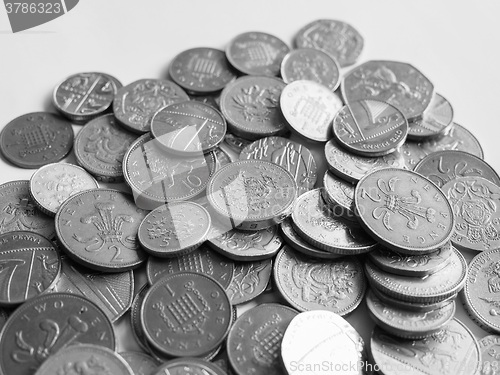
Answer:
[
  {"xmin": 342, "ymin": 60, "xmax": 434, "ymax": 122},
  {"xmin": 153, "ymin": 358, "xmax": 226, "ymax": 375},
  {"xmin": 322, "ymin": 171, "xmax": 356, "ymax": 221},
  {"xmin": 365, "ymin": 247, "xmax": 467, "ymax": 303},
  {"xmin": 0, "ymin": 231, "xmax": 61, "ymax": 307},
  {"xmin": 220, "ymin": 76, "xmax": 288, "ymax": 140},
  {"xmin": 325, "ymin": 138, "xmax": 406, "ymax": 183},
  {"xmin": 0, "ymin": 293, "xmax": 115, "ymax": 375},
  {"xmin": 294, "ymin": 19, "xmax": 364, "ymax": 67},
  {"xmin": 206, "ymin": 160, "xmax": 297, "ymax": 231},
  {"xmin": 224, "ymin": 132, "xmax": 252, "ymax": 153},
  {"xmin": 333, "ymin": 100, "xmax": 408, "ymax": 157},
  {"xmin": 189, "ymin": 92, "xmax": 221, "ymax": 109},
  {"xmin": 226, "ymin": 303, "xmax": 297, "ymax": 375},
  {"xmin": 35, "ymin": 344, "xmax": 133, "ymax": 375},
  {"xmin": 146, "ymin": 246, "xmax": 234, "ymax": 289},
  {"xmin": 213, "ymin": 146, "xmax": 233, "ymax": 171},
  {"xmin": 52, "ymin": 72, "xmax": 117, "ymax": 123},
  {"xmin": 414, "ymin": 150, "xmax": 500, "ymax": 187},
  {"xmin": 239, "ymin": 136, "xmax": 317, "ymax": 196},
  {"xmin": 29, "ymin": 163, "xmax": 99, "ymax": 216},
  {"xmin": 119, "ymin": 351, "xmax": 160, "ymax": 375},
  {"xmin": 280, "ymin": 48, "xmax": 341, "ymax": 91},
  {"xmin": 280, "ymin": 80, "xmax": 343, "ymax": 142},
  {"xmin": 74, "ymin": 114, "xmax": 138, "ymax": 182},
  {"xmin": 281, "ymin": 310, "xmax": 365, "ymax": 375},
  {"xmin": 366, "ymin": 290, "xmax": 456, "ymax": 339},
  {"xmin": 150, "ymin": 101, "xmax": 226, "ymax": 156},
  {"xmin": 113, "ymin": 79, "xmax": 189, "ymax": 133},
  {"xmin": 48, "ymin": 255, "xmax": 134, "ymax": 323},
  {"xmin": 370, "ymin": 320, "xmax": 481, "ymax": 375},
  {"xmin": 55, "ymin": 188, "xmax": 148, "ymax": 272},
  {"xmin": 274, "ymin": 246, "xmax": 365, "ymax": 315},
  {"xmin": 90, "ymin": 72, "xmax": 122, "ymax": 90},
  {"xmin": 226, "ymin": 259, "xmax": 272, "ymax": 305},
  {"xmin": 442, "ymin": 177, "xmax": 500, "ymax": 251},
  {"xmin": 0, "ymin": 112, "xmax": 73, "ymax": 169},
  {"xmin": 226, "ymin": 31, "xmax": 289, "ymax": 76},
  {"xmin": 138, "ymin": 201, "xmax": 211, "ymax": 257},
  {"xmin": 130, "ymin": 284, "xmax": 150, "ymax": 352},
  {"xmin": 408, "ymin": 93, "xmax": 454, "ymax": 140},
  {"xmin": 292, "ymin": 189, "xmax": 377, "ymax": 254},
  {"xmin": 478, "ymin": 335, "xmax": 500, "ymax": 375},
  {"xmin": 141, "ymin": 272, "xmax": 232, "ymax": 358}
]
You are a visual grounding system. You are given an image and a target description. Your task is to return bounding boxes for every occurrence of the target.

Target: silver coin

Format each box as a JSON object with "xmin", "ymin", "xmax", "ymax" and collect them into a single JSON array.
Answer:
[
  {"xmin": 322, "ymin": 171, "xmax": 356, "ymax": 221},
  {"xmin": 479, "ymin": 335, "xmax": 500, "ymax": 375},
  {"xmin": 119, "ymin": 352, "xmax": 160, "ymax": 375},
  {"xmin": 223, "ymin": 132, "xmax": 252, "ymax": 153},
  {"xmin": 226, "ymin": 259, "xmax": 272, "ymax": 305},
  {"xmin": 408, "ymin": 93, "xmax": 454, "ymax": 140}
]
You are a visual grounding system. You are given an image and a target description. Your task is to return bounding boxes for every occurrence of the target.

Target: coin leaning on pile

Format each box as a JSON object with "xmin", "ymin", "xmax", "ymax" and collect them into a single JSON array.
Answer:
[{"xmin": 0, "ymin": 17, "xmax": 495, "ymax": 375}]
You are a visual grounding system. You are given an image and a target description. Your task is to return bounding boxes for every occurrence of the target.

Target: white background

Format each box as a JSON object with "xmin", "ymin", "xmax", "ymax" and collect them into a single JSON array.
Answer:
[{"xmin": 1, "ymin": 0, "xmax": 499, "ymax": 354}]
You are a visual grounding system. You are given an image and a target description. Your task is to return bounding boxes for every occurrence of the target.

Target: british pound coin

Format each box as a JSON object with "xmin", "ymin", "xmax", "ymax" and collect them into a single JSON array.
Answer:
[
  {"xmin": 239, "ymin": 136, "xmax": 317, "ymax": 196},
  {"xmin": 0, "ymin": 181, "xmax": 55, "ymax": 238},
  {"xmin": 355, "ymin": 168, "xmax": 454, "ymax": 253},
  {"xmin": 35, "ymin": 344, "xmax": 133, "ymax": 375},
  {"xmin": 224, "ymin": 132, "xmax": 252, "ymax": 153},
  {"xmin": 113, "ymin": 79, "xmax": 189, "ymax": 133},
  {"xmin": 150, "ymin": 101, "xmax": 226, "ymax": 156},
  {"xmin": 0, "ymin": 293, "xmax": 115, "ymax": 375},
  {"xmin": 408, "ymin": 93, "xmax": 454, "ymax": 140},
  {"xmin": 220, "ymin": 76, "xmax": 288, "ymax": 140},
  {"xmin": 280, "ymin": 80, "xmax": 343, "ymax": 142},
  {"xmin": 280, "ymin": 48, "xmax": 341, "ymax": 91},
  {"xmin": 294, "ymin": 19, "xmax": 364, "ymax": 67},
  {"xmin": 141, "ymin": 272, "xmax": 232, "ymax": 358},
  {"xmin": 226, "ymin": 31, "xmax": 289, "ymax": 76},
  {"xmin": 322, "ymin": 171, "xmax": 356, "ymax": 221},
  {"xmin": 414, "ymin": 150, "xmax": 500, "ymax": 187},
  {"xmin": 333, "ymin": 100, "xmax": 408, "ymax": 157},
  {"xmin": 138, "ymin": 201, "xmax": 211, "ymax": 257},
  {"xmin": 74, "ymin": 114, "xmax": 138, "ymax": 182},
  {"xmin": 0, "ymin": 231, "xmax": 61, "ymax": 306},
  {"xmin": 153, "ymin": 358, "xmax": 226, "ymax": 375},
  {"xmin": 325, "ymin": 138, "xmax": 406, "ymax": 183},
  {"xmin": 55, "ymin": 188, "xmax": 148, "ymax": 272},
  {"xmin": 119, "ymin": 351, "xmax": 160, "ymax": 375},
  {"xmin": 442, "ymin": 177, "xmax": 500, "ymax": 251},
  {"xmin": 146, "ymin": 246, "xmax": 234, "ymax": 289},
  {"xmin": 370, "ymin": 320, "xmax": 480, "ymax": 375},
  {"xmin": 274, "ymin": 246, "xmax": 365, "ymax": 315},
  {"xmin": 227, "ymin": 303, "xmax": 297, "ymax": 375},
  {"xmin": 292, "ymin": 189, "xmax": 377, "ymax": 254},
  {"xmin": 29, "ymin": 163, "xmax": 99, "ymax": 216},
  {"xmin": 206, "ymin": 160, "xmax": 297, "ymax": 231},
  {"xmin": 169, "ymin": 47, "xmax": 237, "ymax": 94},
  {"xmin": 0, "ymin": 112, "xmax": 73, "ymax": 169},
  {"xmin": 479, "ymin": 335, "xmax": 500, "ymax": 375},
  {"xmin": 281, "ymin": 310, "xmax": 365, "ymax": 375},
  {"xmin": 227, "ymin": 259, "xmax": 272, "ymax": 305}
]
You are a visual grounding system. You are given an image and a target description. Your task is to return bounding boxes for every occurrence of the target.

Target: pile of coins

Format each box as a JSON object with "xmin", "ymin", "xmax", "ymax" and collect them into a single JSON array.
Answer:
[{"xmin": 0, "ymin": 18, "xmax": 498, "ymax": 375}]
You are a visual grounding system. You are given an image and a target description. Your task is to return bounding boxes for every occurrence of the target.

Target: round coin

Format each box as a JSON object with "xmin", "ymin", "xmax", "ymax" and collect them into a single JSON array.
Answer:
[
  {"xmin": 280, "ymin": 80, "xmax": 343, "ymax": 142},
  {"xmin": 0, "ymin": 112, "xmax": 73, "ymax": 169},
  {"xmin": 292, "ymin": 189, "xmax": 377, "ymax": 254},
  {"xmin": 150, "ymin": 101, "xmax": 226, "ymax": 156},
  {"xmin": 169, "ymin": 47, "xmax": 237, "ymax": 94},
  {"xmin": 29, "ymin": 163, "xmax": 99, "ymax": 216},
  {"xmin": 408, "ymin": 93, "xmax": 454, "ymax": 140},
  {"xmin": 113, "ymin": 79, "xmax": 189, "ymax": 133},
  {"xmin": 74, "ymin": 114, "xmax": 138, "ymax": 182},
  {"xmin": 226, "ymin": 259, "xmax": 272, "ymax": 305},
  {"xmin": 0, "ymin": 293, "xmax": 115, "ymax": 375},
  {"xmin": 220, "ymin": 76, "xmax": 288, "ymax": 140},
  {"xmin": 294, "ymin": 19, "xmax": 364, "ymax": 67},
  {"xmin": 479, "ymin": 335, "xmax": 500, "ymax": 375},
  {"xmin": 333, "ymin": 99, "xmax": 408, "ymax": 156},
  {"xmin": 119, "ymin": 351, "xmax": 160, "ymax": 375},
  {"xmin": 153, "ymin": 358, "xmax": 226, "ymax": 375},
  {"xmin": 274, "ymin": 246, "xmax": 365, "ymax": 315},
  {"xmin": 55, "ymin": 188, "xmax": 148, "ymax": 272},
  {"xmin": 141, "ymin": 272, "xmax": 232, "ymax": 358},
  {"xmin": 223, "ymin": 132, "xmax": 252, "ymax": 153},
  {"xmin": 227, "ymin": 303, "xmax": 298, "ymax": 375},
  {"xmin": 322, "ymin": 171, "xmax": 356, "ymax": 221}
]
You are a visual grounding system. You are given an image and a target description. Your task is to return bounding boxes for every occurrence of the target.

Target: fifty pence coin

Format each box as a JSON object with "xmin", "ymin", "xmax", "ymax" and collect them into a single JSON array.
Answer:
[
  {"xmin": 408, "ymin": 93, "xmax": 454, "ymax": 140},
  {"xmin": 119, "ymin": 351, "xmax": 160, "ymax": 375},
  {"xmin": 0, "ymin": 293, "xmax": 115, "ymax": 375},
  {"xmin": 322, "ymin": 171, "xmax": 356, "ymax": 221},
  {"xmin": 227, "ymin": 303, "xmax": 298, "ymax": 375},
  {"xmin": 479, "ymin": 335, "xmax": 500, "ymax": 375},
  {"xmin": 333, "ymin": 100, "xmax": 408, "ymax": 157},
  {"xmin": 227, "ymin": 259, "xmax": 272, "ymax": 305},
  {"xmin": 169, "ymin": 47, "xmax": 237, "ymax": 94},
  {"xmin": 0, "ymin": 112, "xmax": 73, "ymax": 169},
  {"xmin": 55, "ymin": 188, "xmax": 148, "ymax": 272},
  {"xmin": 153, "ymin": 358, "xmax": 226, "ymax": 375},
  {"xmin": 0, "ymin": 231, "xmax": 61, "ymax": 307},
  {"xmin": 113, "ymin": 79, "xmax": 189, "ymax": 133},
  {"xmin": 274, "ymin": 246, "xmax": 366, "ymax": 315},
  {"xmin": 280, "ymin": 80, "xmax": 343, "ymax": 142},
  {"xmin": 29, "ymin": 163, "xmax": 99, "ymax": 216},
  {"xmin": 74, "ymin": 114, "xmax": 138, "ymax": 182},
  {"xmin": 141, "ymin": 272, "xmax": 232, "ymax": 358},
  {"xmin": 294, "ymin": 19, "xmax": 364, "ymax": 67}
]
